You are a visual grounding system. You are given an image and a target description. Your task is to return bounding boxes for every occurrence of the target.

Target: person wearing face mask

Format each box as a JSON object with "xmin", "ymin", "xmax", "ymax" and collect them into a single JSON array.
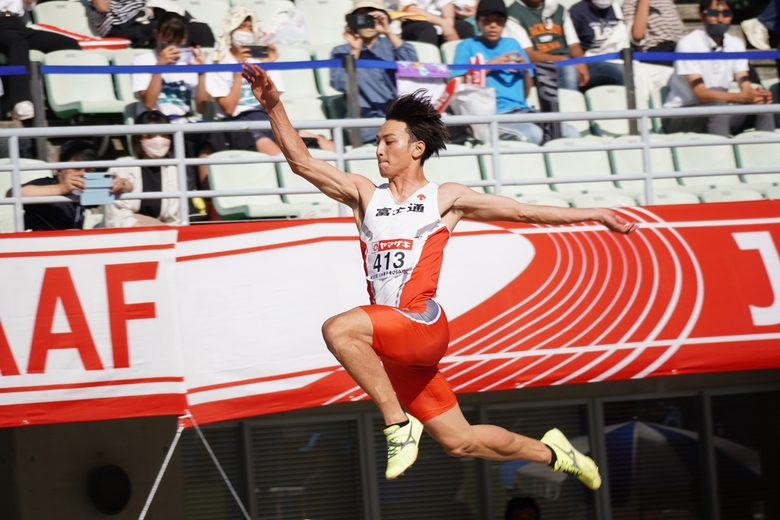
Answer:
[
  {"xmin": 661, "ymin": 0, "xmax": 775, "ymax": 136},
  {"xmin": 105, "ymin": 110, "xmax": 189, "ymax": 227},
  {"xmin": 206, "ymin": 7, "xmax": 333, "ymax": 155},
  {"xmin": 330, "ymin": 0, "xmax": 418, "ymax": 145},
  {"xmin": 503, "ymin": 0, "xmax": 589, "ymax": 91},
  {"xmin": 568, "ymin": 0, "xmax": 674, "ymax": 93}
]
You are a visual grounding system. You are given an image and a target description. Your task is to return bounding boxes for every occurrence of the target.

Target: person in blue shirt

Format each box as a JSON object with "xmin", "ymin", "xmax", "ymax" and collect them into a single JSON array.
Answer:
[
  {"xmin": 452, "ymin": 0, "xmax": 580, "ymax": 144},
  {"xmin": 330, "ymin": 0, "xmax": 419, "ymax": 145}
]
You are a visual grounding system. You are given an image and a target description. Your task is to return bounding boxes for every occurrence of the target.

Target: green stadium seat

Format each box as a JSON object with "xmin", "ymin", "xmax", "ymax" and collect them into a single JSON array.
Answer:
[
  {"xmin": 112, "ymin": 48, "xmax": 150, "ymax": 103},
  {"xmin": 33, "ymin": 1, "xmax": 96, "ymax": 36},
  {"xmin": 312, "ymin": 44, "xmax": 343, "ymax": 98},
  {"xmin": 515, "ymin": 194, "xmax": 570, "ymax": 207},
  {"xmin": 573, "ymin": 191, "xmax": 637, "ymax": 208},
  {"xmin": 671, "ymin": 133, "xmax": 741, "ymax": 194},
  {"xmin": 276, "ymin": 150, "xmax": 340, "ymax": 216},
  {"xmin": 637, "ymin": 190, "xmax": 701, "ymax": 205},
  {"xmin": 478, "ymin": 141, "xmax": 556, "ymax": 198},
  {"xmin": 440, "ymin": 40, "xmax": 460, "ymax": 64},
  {"xmin": 610, "ymin": 134, "xmax": 683, "ymax": 196},
  {"xmin": 408, "ymin": 41, "xmax": 442, "ymax": 64},
  {"xmin": 585, "ymin": 85, "xmax": 640, "ymax": 137},
  {"xmin": 543, "ymin": 137, "xmax": 620, "ymax": 200},
  {"xmin": 208, "ymin": 150, "xmax": 323, "ymax": 219},
  {"xmin": 733, "ymin": 131, "xmax": 780, "ymax": 193},
  {"xmin": 0, "ymin": 159, "xmax": 54, "ymax": 233},
  {"xmin": 43, "ymin": 50, "xmax": 128, "ymax": 119},
  {"xmin": 176, "ymin": 0, "xmax": 231, "ymax": 42},
  {"xmin": 276, "ymin": 44, "xmax": 321, "ymax": 100},
  {"xmin": 700, "ymin": 187, "xmax": 764, "ymax": 203},
  {"xmin": 421, "ymin": 144, "xmax": 485, "ymax": 191},
  {"xmin": 345, "ymin": 145, "xmax": 383, "ymax": 185},
  {"xmin": 525, "ymin": 87, "xmax": 590, "ymax": 136},
  {"xmin": 302, "ymin": 0, "xmax": 353, "ymax": 46}
]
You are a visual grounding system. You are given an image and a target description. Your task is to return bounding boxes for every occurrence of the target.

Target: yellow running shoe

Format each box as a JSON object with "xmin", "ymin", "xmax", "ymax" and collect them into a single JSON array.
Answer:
[
  {"xmin": 540, "ymin": 428, "xmax": 602, "ymax": 490},
  {"xmin": 383, "ymin": 413, "xmax": 424, "ymax": 480}
]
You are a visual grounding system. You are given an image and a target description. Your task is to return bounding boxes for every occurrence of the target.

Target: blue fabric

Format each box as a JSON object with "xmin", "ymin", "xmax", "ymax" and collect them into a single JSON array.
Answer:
[
  {"xmin": 330, "ymin": 37, "xmax": 418, "ymax": 116},
  {"xmin": 568, "ymin": 2, "xmax": 621, "ymax": 53},
  {"xmin": 452, "ymin": 37, "xmax": 533, "ymax": 114},
  {"xmin": 759, "ymin": 0, "xmax": 779, "ymax": 33},
  {"xmin": 585, "ymin": 60, "xmax": 624, "ymax": 88}
]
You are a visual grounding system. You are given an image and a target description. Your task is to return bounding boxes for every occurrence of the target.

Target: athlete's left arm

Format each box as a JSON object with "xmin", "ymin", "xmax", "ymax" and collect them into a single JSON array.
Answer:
[{"xmin": 439, "ymin": 183, "xmax": 637, "ymax": 233}]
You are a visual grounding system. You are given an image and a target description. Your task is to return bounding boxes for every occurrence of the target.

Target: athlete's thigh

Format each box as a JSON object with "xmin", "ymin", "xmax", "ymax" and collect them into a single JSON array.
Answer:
[{"xmin": 321, "ymin": 307, "xmax": 374, "ymax": 346}]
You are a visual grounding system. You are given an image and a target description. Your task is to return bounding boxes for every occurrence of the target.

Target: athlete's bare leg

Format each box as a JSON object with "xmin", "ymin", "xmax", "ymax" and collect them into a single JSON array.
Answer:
[
  {"xmin": 423, "ymin": 406, "xmax": 552, "ymax": 463},
  {"xmin": 321, "ymin": 307, "xmax": 408, "ymax": 426}
]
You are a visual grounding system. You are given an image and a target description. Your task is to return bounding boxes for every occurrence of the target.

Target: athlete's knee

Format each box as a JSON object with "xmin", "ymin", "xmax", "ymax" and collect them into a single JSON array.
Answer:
[{"xmin": 321, "ymin": 315, "xmax": 344, "ymax": 352}]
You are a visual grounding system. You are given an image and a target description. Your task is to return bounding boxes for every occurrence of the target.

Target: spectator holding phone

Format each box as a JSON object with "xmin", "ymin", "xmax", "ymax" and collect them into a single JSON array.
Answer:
[
  {"xmin": 7, "ymin": 140, "xmax": 129, "ymax": 231},
  {"xmin": 105, "ymin": 110, "xmax": 189, "ymax": 227},
  {"xmin": 132, "ymin": 11, "xmax": 225, "ymax": 189},
  {"xmin": 330, "ymin": 0, "xmax": 418, "ymax": 144},
  {"xmin": 206, "ymin": 7, "xmax": 332, "ymax": 154},
  {"xmin": 661, "ymin": 0, "xmax": 775, "ymax": 136}
]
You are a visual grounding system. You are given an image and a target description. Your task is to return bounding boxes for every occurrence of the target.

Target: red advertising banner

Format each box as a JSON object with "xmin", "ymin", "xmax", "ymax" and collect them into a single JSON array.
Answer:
[{"xmin": 1, "ymin": 201, "xmax": 779, "ymax": 427}]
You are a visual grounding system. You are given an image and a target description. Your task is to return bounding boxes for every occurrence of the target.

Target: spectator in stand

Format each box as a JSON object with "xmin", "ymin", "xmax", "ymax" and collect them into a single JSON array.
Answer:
[
  {"xmin": 622, "ymin": 0, "xmax": 687, "ymax": 62},
  {"xmin": 207, "ymin": 7, "xmax": 333, "ymax": 155},
  {"xmin": 7, "ymin": 140, "xmax": 130, "ymax": 231},
  {"xmin": 452, "ymin": 0, "xmax": 580, "ymax": 143},
  {"xmin": 568, "ymin": 0, "xmax": 674, "ymax": 91},
  {"xmin": 505, "ymin": 497, "xmax": 541, "ymax": 520},
  {"xmin": 87, "ymin": 0, "xmax": 215, "ymax": 49},
  {"xmin": 0, "ymin": 0, "xmax": 80, "ymax": 121},
  {"xmin": 132, "ymin": 11, "xmax": 224, "ymax": 189},
  {"xmin": 661, "ymin": 0, "xmax": 775, "ymax": 136},
  {"xmin": 741, "ymin": 0, "xmax": 777, "ymax": 51},
  {"xmin": 105, "ymin": 111, "xmax": 189, "ymax": 227},
  {"xmin": 503, "ymin": 0, "xmax": 589, "ymax": 90},
  {"xmin": 331, "ymin": 0, "xmax": 418, "ymax": 144},
  {"xmin": 399, "ymin": 0, "xmax": 475, "ymax": 46}
]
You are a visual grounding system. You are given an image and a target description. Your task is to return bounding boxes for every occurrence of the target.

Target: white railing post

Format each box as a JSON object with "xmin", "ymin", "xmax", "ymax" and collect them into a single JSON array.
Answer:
[
  {"xmin": 9, "ymin": 135, "xmax": 24, "ymax": 233},
  {"xmin": 640, "ymin": 115, "xmax": 654, "ymax": 206},
  {"xmin": 490, "ymin": 120, "xmax": 502, "ymax": 195},
  {"xmin": 174, "ymin": 130, "xmax": 189, "ymax": 225}
]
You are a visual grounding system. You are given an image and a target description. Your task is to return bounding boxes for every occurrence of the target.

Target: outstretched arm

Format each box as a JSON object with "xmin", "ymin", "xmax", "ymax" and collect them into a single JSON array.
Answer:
[
  {"xmin": 241, "ymin": 63, "xmax": 372, "ymax": 209},
  {"xmin": 439, "ymin": 183, "xmax": 637, "ymax": 233}
]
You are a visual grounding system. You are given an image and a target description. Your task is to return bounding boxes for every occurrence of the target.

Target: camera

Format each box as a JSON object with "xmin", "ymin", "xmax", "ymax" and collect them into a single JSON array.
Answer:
[
  {"xmin": 245, "ymin": 45, "xmax": 269, "ymax": 58},
  {"xmin": 346, "ymin": 13, "xmax": 375, "ymax": 31}
]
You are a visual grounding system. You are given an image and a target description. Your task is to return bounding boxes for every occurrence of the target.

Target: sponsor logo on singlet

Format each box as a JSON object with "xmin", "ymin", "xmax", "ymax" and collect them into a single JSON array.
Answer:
[{"xmin": 368, "ymin": 238, "xmax": 413, "ymax": 280}]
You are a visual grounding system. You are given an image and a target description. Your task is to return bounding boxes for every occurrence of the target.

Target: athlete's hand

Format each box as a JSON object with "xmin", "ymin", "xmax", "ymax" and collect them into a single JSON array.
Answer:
[
  {"xmin": 242, "ymin": 62, "xmax": 280, "ymax": 110},
  {"xmin": 598, "ymin": 208, "xmax": 638, "ymax": 234}
]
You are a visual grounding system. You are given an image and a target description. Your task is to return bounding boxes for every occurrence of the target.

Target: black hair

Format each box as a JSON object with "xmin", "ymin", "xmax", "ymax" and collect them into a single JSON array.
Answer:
[
  {"xmin": 59, "ymin": 139, "xmax": 97, "ymax": 163},
  {"xmin": 155, "ymin": 12, "xmax": 188, "ymax": 43},
  {"xmin": 132, "ymin": 110, "xmax": 172, "ymax": 158},
  {"xmin": 384, "ymin": 90, "xmax": 448, "ymax": 165},
  {"xmin": 699, "ymin": 0, "xmax": 729, "ymax": 13},
  {"xmin": 505, "ymin": 497, "xmax": 540, "ymax": 520}
]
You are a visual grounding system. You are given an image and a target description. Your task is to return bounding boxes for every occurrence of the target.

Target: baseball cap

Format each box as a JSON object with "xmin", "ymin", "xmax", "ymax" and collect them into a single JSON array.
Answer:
[
  {"xmin": 476, "ymin": 0, "xmax": 509, "ymax": 17},
  {"xmin": 348, "ymin": 0, "xmax": 388, "ymax": 14}
]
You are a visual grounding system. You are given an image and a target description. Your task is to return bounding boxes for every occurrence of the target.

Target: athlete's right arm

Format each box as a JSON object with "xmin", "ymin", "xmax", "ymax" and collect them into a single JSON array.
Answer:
[{"xmin": 242, "ymin": 63, "xmax": 371, "ymax": 209}]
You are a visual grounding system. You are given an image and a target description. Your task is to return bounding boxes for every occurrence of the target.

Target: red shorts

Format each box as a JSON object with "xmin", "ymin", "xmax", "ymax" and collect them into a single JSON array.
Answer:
[{"xmin": 360, "ymin": 300, "xmax": 458, "ymax": 422}]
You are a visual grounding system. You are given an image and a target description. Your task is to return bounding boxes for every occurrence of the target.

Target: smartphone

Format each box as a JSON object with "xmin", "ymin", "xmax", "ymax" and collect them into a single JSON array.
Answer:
[
  {"xmin": 175, "ymin": 46, "xmax": 194, "ymax": 64},
  {"xmin": 80, "ymin": 172, "xmax": 115, "ymax": 206},
  {"xmin": 346, "ymin": 13, "xmax": 375, "ymax": 31},
  {"xmin": 245, "ymin": 45, "xmax": 269, "ymax": 58}
]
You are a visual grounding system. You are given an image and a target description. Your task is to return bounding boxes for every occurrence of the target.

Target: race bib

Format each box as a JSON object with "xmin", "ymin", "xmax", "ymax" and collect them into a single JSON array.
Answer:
[{"xmin": 367, "ymin": 239, "xmax": 413, "ymax": 281}]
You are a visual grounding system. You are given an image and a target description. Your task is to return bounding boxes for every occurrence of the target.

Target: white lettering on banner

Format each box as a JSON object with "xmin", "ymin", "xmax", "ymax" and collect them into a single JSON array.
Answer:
[{"xmin": 733, "ymin": 231, "xmax": 780, "ymax": 326}]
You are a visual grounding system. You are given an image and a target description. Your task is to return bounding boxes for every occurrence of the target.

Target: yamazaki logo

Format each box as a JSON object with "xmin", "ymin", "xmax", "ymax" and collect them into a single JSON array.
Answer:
[
  {"xmin": 0, "ymin": 261, "xmax": 158, "ymax": 376},
  {"xmin": 371, "ymin": 239, "xmax": 413, "ymax": 253}
]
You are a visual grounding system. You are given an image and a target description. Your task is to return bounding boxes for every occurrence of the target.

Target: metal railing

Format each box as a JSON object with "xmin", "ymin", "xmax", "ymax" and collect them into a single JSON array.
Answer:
[{"xmin": 2, "ymin": 103, "xmax": 780, "ymax": 232}]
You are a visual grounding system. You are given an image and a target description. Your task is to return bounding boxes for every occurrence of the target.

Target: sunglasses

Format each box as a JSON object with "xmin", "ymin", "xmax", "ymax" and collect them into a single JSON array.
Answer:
[{"xmin": 703, "ymin": 8, "xmax": 732, "ymax": 17}]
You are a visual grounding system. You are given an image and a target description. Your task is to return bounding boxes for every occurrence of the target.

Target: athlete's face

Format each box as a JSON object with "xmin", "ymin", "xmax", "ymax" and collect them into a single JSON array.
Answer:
[{"xmin": 375, "ymin": 120, "xmax": 425, "ymax": 178}]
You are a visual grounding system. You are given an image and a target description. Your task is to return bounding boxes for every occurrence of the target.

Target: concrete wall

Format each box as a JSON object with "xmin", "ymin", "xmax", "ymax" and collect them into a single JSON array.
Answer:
[{"xmin": 5, "ymin": 416, "xmax": 185, "ymax": 520}]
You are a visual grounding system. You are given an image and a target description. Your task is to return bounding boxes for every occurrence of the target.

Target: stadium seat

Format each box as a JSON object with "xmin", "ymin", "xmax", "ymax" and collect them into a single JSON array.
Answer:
[
  {"xmin": 0, "ymin": 159, "xmax": 54, "ymax": 233},
  {"xmin": 408, "ymin": 41, "xmax": 442, "ymax": 64},
  {"xmin": 176, "ymin": 0, "xmax": 231, "ymax": 41},
  {"xmin": 302, "ymin": 0, "xmax": 353, "ymax": 46},
  {"xmin": 573, "ymin": 191, "xmax": 637, "ymax": 208},
  {"xmin": 700, "ymin": 187, "xmax": 764, "ymax": 203},
  {"xmin": 478, "ymin": 141, "xmax": 557, "ymax": 198},
  {"xmin": 208, "ymin": 150, "xmax": 319, "ymax": 219},
  {"xmin": 525, "ymin": 87, "xmax": 590, "ymax": 136},
  {"xmin": 43, "ymin": 50, "xmax": 128, "ymax": 119},
  {"xmin": 281, "ymin": 97, "xmax": 332, "ymax": 139},
  {"xmin": 112, "ymin": 48, "xmax": 150, "ymax": 103},
  {"xmin": 733, "ymin": 131, "xmax": 780, "ymax": 193},
  {"xmin": 544, "ymin": 137, "xmax": 620, "ymax": 200},
  {"xmin": 421, "ymin": 144, "xmax": 485, "ymax": 191},
  {"xmin": 610, "ymin": 134, "xmax": 684, "ymax": 196},
  {"xmin": 33, "ymin": 1, "xmax": 96, "ymax": 37},
  {"xmin": 312, "ymin": 44, "xmax": 343, "ymax": 98},
  {"xmin": 637, "ymin": 189, "xmax": 701, "ymax": 205},
  {"xmin": 648, "ymin": 85, "xmax": 669, "ymax": 133},
  {"xmin": 276, "ymin": 44, "xmax": 321, "ymax": 100},
  {"xmin": 440, "ymin": 40, "xmax": 460, "ymax": 63},
  {"xmin": 515, "ymin": 194, "xmax": 570, "ymax": 207},
  {"xmin": 0, "ymin": 50, "xmax": 45, "ymax": 66},
  {"xmin": 276, "ymin": 150, "xmax": 340, "ymax": 216},
  {"xmin": 586, "ymin": 85, "xmax": 640, "ymax": 137},
  {"xmin": 671, "ymin": 133, "xmax": 741, "ymax": 193},
  {"xmin": 345, "ymin": 145, "xmax": 383, "ymax": 185}
]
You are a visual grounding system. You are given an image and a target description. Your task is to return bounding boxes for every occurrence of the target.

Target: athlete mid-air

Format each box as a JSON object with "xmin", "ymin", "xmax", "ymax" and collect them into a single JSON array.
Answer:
[{"xmin": 242, "ymin": 62, "xmax": 637, "ymax": 487}]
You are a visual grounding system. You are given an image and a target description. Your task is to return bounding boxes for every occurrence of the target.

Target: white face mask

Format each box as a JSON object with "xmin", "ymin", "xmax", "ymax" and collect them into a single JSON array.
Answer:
[
  {"xmin": 231, "ymin": 30, "xmax": 255, "ymax": 48},
  {"xmin": 140, "ymin": 136, "xmax": 171, "ymax": 158},
  {"xmin": 591, "ymin": 0, "xmax": 612, "ymax": 9}
]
